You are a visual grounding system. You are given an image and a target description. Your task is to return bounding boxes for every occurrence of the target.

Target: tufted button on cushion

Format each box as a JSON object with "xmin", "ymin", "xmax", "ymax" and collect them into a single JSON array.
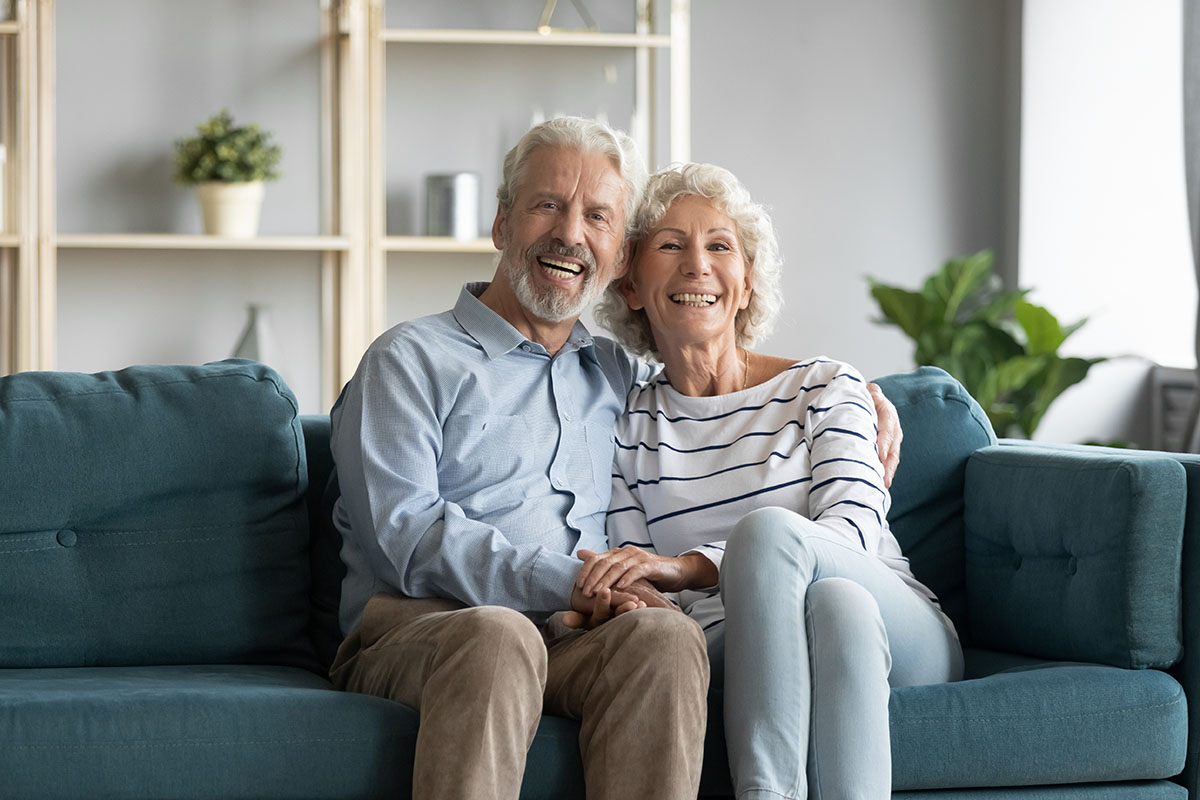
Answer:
[{"xmin": 56, "ymin": 530, "xmax": 76, "ymax": 548}]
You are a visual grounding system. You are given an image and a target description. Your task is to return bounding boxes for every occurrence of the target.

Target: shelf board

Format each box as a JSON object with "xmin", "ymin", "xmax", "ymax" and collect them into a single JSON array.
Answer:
[
  {"xmin": 384, "ymin": 236, "xmax": 498, "ymax": 254},
  {"xmin": 0, "ymin": 21, "xmax": 19, "ymax": 36},
  {"xmin": 0, "ymin": 233, "xmax": 19, "ymax": 247},
  {"xmin": 381, "ymin": 28, "xmax": 671, "ymax": 48},
  {"xmin": 56, "ymin": 234, "xmax": 351, "ymax": 252}
]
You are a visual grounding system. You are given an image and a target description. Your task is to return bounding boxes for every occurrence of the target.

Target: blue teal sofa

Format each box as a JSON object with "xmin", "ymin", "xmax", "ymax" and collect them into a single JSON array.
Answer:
[{"xmin": 0, "ymin": 359, "xmax": 1192, "ymax": 799}]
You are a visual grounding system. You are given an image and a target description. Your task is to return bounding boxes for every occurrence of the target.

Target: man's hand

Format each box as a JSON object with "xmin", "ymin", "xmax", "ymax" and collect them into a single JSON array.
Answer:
[
  {"xmin": 867, "ymin": 381, "xmax": 902, "ymax": 488},
  {"xmin": 561, "ymin": 582, "xmax": 644, "ymax": 630}
]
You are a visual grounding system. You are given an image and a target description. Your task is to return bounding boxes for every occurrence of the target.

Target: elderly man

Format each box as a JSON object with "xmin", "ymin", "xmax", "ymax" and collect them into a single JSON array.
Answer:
[{"xmin": 328, "ymin": 116, "xmax": 902, "ymax": 800}]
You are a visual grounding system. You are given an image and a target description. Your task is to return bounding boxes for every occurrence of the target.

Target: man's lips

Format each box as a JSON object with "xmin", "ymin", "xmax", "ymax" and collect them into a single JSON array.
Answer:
[{"xmin": 538, "ymin": 256, "xmax": 584, "ymax": 277}]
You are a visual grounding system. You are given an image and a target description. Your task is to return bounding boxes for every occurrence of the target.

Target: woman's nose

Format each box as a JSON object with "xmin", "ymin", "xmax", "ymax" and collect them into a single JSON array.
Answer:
[{"xmin": 680, "ymin": 248, "xmax": 711, "ymax": 277}]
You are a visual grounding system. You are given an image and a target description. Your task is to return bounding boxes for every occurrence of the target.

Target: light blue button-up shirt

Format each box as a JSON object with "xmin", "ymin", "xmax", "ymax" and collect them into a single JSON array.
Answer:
[{"xmin": 330, "ymin": 282, "xmax": 646, "ymax": 634}]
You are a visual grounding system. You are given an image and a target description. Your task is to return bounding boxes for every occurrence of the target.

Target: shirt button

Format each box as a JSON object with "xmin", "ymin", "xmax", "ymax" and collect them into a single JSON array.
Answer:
[
  {"xmin": 562, "ymin": 412, "xmax": 572, "ymax": 422},
  {"xmin": 520, "ymin": 344, "xmax": 532, "ymax": 352}
]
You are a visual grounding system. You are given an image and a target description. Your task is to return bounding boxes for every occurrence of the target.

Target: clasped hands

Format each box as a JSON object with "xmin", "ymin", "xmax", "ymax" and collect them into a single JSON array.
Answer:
[{"xmin": 561, "ymin": 547, "xmax": 718, "ymax": 630}]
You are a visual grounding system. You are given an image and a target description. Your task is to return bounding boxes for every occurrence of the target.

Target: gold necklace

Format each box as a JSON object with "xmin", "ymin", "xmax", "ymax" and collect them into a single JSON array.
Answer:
[{"xmin": 741, "ymin": 347, "xmax": 750, "ymax": 391}]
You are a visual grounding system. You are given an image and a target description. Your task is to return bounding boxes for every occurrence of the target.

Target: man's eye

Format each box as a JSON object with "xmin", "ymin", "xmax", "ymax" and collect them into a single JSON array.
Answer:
[{"xmin": 589, "ymin": 212, "xmax": 606, "ymax": 221}]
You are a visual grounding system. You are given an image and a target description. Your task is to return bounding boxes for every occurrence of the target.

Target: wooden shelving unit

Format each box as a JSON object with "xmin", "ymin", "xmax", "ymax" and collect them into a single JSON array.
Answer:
[{"xmin": 1, "ymin": 0, "xmax": 690, "ymax": 410}]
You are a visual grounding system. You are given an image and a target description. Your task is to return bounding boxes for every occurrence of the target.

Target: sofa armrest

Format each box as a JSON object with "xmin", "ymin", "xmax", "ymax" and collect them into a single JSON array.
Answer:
[{"xmin": 964, "ymin": 444, "xmax": 1185, "ymax": 669}]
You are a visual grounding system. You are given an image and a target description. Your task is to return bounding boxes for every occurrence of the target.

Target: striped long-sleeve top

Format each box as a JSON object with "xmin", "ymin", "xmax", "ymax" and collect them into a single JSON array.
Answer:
[{"xmin": 606, "ymin": 356, "xmax": 939, "ymax": 633}]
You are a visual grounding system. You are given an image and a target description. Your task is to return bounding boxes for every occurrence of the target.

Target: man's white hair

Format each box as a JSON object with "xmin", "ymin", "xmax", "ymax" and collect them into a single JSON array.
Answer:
[
  {"xmin": 595, "ymin": 162, "xmax": 784, "ymax": 358},
  {"xmin": 496, "ymin": 116, "xmax": 648, "ymax": 236}
]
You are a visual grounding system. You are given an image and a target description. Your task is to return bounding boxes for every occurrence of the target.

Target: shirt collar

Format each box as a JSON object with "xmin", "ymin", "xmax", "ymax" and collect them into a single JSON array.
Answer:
[{"xmin": 452, "ymin": 282, "xmax": 598, "ymax": 362}]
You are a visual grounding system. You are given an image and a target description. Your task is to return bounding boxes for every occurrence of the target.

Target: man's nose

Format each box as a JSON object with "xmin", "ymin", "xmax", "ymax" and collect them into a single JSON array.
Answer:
[{"xmin": 552, "ymin": 208, "xmax": 586, "ymax": 245}]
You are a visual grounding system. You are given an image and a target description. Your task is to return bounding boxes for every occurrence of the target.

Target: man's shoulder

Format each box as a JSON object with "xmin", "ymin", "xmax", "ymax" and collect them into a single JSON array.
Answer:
[
  {"xmin": 588, "ymin": 334, "xmax": 653, "ymax": 386},
  {"xmin": 371, "ymin": 309, "xmax": 461, "ymax": 354}
]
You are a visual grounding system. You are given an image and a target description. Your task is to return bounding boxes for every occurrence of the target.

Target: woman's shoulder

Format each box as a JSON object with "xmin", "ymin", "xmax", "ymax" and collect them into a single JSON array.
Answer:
[{"xmin": 770, "ymin": 355, "xmax": 866, "ymax": 383}]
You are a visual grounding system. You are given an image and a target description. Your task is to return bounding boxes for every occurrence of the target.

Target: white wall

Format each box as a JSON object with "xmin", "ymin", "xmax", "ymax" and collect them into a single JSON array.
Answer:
[
  {"xmin": 55, "ymin": 1, "xmax": 1018, "ymax": 415},
  {"xmin": 1020, "ymin": 0, "xmax": 1196, "ymax": 444},
  {"xmin": 684, "ymin": 0, "xmax": 1018, "ymax": 382}
]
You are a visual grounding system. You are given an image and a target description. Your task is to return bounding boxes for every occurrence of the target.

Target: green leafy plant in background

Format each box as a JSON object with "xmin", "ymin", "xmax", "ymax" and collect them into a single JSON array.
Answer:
[
  {"xmin": 868, "ymin": 250, "xmax": 1106, "ymax": 438},
  {"xmin": 173, "ymin": 109, "xmax": 282, "ymax": 184}
]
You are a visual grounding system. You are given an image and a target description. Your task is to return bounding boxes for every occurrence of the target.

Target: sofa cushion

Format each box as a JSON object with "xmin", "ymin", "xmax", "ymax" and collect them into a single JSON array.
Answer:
[
  {"xmin": 875, "ymin": 367, "xmax": 997, "ymax": 634},
  {"xmin": 0, "ymin": 361, "xmax": 315, "ymax": 669},
  {"xmin": 889, "ymin": 650, "xmax": 1187, "ymax": 790},
  {"xmin": 965, "ymin": 446, "xmax": 1185, "ymax": 668},
  {"xmin": 0, "ymin": 665, "xmax": 413, "ymax": 799},
  {"xmin": 0, "ymin": 664, "xmax": 588, "ymax": 800}
]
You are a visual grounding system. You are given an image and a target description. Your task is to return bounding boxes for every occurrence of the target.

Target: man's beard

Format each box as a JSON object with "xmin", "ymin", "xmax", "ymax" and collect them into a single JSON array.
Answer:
[{"xmin": 501, "ymin": 239, "xmax": 610, "ymax": 323}]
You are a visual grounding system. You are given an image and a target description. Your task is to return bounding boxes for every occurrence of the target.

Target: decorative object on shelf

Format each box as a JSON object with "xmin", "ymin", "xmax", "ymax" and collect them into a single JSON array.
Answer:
[
  {"xmin": 868, "ymin": 249, "xmax": 1107, "ymax": 439},
  {"xmin": 425, "ymin": 172, "xmax": 480, "ymax": 241},
  {"xmin": 536, "ymin": 0, "xmax": 597, "ymax": 34},
  {"xmin": 174, "ymin": 109, "xmax": 283, "ymax": 238},
  {"xmin": 231, "ymin": 303, "xmax": 277, "ymax": 367}
]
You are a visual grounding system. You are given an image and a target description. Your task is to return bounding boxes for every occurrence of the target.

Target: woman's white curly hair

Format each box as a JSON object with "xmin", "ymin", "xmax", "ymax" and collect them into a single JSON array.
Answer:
[{"xmin": 595, "ymin": 162, "xmax": 783, "ymax": 358}]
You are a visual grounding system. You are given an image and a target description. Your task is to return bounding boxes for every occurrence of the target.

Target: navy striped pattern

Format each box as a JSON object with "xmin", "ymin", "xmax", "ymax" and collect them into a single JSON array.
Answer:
[{"xmin": 606, "ymin": 356, "xmax": 933, "ymax": 632}]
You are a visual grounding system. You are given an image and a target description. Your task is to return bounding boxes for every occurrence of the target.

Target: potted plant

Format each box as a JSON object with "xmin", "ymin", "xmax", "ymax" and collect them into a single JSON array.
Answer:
[
  {"xmin": 174, "ymin": 109, "xmax": 282, "ymax": 238},
  {"xmin": 868, "ymin": 250, "xmax": 1106, "ymax": 438}
]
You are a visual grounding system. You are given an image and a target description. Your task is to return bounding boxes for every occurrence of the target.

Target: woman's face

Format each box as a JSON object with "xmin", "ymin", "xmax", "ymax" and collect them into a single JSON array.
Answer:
[{"xmin": 622, "ymin": 194, "xmax": 752, "ymax": 352}]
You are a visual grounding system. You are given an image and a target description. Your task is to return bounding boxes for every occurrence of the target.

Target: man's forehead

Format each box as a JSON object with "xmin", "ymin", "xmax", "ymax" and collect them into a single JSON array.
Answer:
[{"xmin": 524, "ymin": 146, "xmax": 626, "ymax": 202}]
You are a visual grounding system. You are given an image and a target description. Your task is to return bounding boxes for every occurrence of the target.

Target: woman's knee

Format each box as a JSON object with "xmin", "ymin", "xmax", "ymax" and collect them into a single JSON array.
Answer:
[
  {"xmin": 725, "ymin": 507, "xmax": 825, "ymax": 586},
  {"xmin": 805, "ymin": 578, "xmax": 890, "ymax": 669}
]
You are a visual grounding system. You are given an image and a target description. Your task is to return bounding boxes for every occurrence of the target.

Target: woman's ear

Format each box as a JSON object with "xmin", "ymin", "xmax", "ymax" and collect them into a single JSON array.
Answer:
[
  {"xmin": 739, "ymin": 261, "xmax": 754, "ymax": 310},
  {"xmin": 618, "ymin": 242, "xmax": 644, "ymax": 310},
  {"xmin": 619, "ymin": 273, "xmax": 644, "ymax": 311}
]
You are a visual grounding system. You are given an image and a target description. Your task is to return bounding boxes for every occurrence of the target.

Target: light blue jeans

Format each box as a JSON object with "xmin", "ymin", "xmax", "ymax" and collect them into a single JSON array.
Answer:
[{"xmin": 707, "ymin": 506, "xmax": 963, "ymax": 800}]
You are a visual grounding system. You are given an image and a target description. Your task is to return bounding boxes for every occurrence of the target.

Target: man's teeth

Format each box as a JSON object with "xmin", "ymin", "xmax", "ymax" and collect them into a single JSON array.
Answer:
[
  {"xmin": 539, "ymin": 257, "xmax": 582, "ymax": 276},
  {"xmin": 671, "ymin": 293, "xmax": 717, "ymax": 307}
]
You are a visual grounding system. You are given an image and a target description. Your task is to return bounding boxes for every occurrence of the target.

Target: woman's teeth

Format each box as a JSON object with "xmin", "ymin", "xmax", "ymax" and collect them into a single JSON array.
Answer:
[
  {"xmin": 539, "ymin": 257, "xmax": 582, "ymax": 276},
  {"xmin": 671, "ymin": 293, "xmax": 717, "ymax": 307}
]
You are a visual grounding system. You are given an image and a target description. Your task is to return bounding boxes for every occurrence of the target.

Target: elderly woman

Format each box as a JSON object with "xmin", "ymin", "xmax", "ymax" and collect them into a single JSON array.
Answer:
[{"xmin": 581, "ymin": 163, "xmax": 963, "ymax": 799}]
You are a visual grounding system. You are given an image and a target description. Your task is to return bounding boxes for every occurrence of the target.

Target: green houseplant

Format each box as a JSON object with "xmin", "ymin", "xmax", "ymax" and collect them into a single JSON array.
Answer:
[
  {"xmin": 868, "ymin": 250, "xmax": 1105, "ymax": 438},
  {"xmin": 173, "ymin": 109, "xmax": 282, "ymax": 237}
]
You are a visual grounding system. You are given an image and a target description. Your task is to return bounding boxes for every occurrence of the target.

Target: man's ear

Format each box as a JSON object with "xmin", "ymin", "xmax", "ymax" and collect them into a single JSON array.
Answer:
[{"xmin": 491, "ymin": 206, "xmax": 508, "ymax": 250}]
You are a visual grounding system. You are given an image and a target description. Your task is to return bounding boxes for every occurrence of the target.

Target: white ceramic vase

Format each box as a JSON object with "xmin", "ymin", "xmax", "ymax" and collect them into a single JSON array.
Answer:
[{"xmin": 195, "ymin": 181, "xmax": 264, "ymax": 238}]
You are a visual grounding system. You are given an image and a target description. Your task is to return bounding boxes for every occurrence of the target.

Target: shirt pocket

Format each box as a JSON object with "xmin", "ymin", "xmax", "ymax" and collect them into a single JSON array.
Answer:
[{"xmin": 440, "ymin": 414, "xmax": 537, "ymax": 511}]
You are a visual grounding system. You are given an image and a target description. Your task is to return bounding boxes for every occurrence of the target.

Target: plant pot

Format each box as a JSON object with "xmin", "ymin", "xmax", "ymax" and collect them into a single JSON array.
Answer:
[{"xmin": 195, "ymin": 181, "xmax": 264, "ymax": 238}]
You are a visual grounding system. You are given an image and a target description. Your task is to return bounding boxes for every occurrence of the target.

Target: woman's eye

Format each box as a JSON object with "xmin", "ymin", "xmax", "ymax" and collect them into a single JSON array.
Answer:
[
  {"xmin": 659, "ymin": 242, "xmax": 681, "ymax": 250},
  {"xmin": 710, "ymin": 242, "xmax": 730, "ymax": 251}
]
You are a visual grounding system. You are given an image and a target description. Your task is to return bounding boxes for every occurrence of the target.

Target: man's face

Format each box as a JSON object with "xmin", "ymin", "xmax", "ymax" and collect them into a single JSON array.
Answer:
[{"xmin": 492, "ymin": 146, "xmax": 629, "ymax": 323}]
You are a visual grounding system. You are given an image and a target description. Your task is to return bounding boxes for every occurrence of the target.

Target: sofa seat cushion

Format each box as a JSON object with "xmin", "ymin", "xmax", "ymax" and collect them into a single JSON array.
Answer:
[
  {"xmin": 0, "ymin": 665, "xmax": 418, "ymax": 799},
  {"xmin": 0, "ymin": 664, "xmax": 590, "ymax": 800},
  {"xmin": 890, "ymin": 649, "xmax": 1188, "ymax": 790}
]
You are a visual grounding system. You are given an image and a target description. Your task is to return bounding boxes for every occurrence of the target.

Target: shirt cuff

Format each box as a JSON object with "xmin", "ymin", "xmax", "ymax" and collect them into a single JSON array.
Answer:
[{"xmin": 529, "ymin": 549, "xmax": 582, "ymax": 612}]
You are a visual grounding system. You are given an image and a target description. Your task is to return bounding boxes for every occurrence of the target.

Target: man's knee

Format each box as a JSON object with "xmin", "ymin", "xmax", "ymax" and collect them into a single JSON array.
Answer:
[
  {"xmin": 443, "ymin": 606, "xmax": 548, "ymax": 683},
  {"xmin": 605, "ymin": 609, "xmax": 708, "ymax": 685}
]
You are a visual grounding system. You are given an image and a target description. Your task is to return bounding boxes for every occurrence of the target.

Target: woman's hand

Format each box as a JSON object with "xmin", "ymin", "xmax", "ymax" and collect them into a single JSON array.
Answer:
[{"xmin": 575, "ymin": 547, "xmax": 718, "ymax": 595}]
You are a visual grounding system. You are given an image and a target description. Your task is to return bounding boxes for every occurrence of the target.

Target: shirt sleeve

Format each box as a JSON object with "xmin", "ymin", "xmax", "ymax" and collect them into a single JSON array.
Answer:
[
  {"xmin": 805, "ymin": 362, "xmax": 891, "ymax": 552},
  {"xmin": 331, "ymin": 341, "xmax": 580, "ymax": 614}
]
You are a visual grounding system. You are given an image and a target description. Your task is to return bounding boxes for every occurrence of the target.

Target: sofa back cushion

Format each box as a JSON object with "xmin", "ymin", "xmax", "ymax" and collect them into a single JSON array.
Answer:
[
  {"xmin": 875, "ymin": 367, "xmax": 997, "ymax": 635},
  {"xmin": 0, "ymin": 361, "xmax": 315, "ymax": 669}
]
